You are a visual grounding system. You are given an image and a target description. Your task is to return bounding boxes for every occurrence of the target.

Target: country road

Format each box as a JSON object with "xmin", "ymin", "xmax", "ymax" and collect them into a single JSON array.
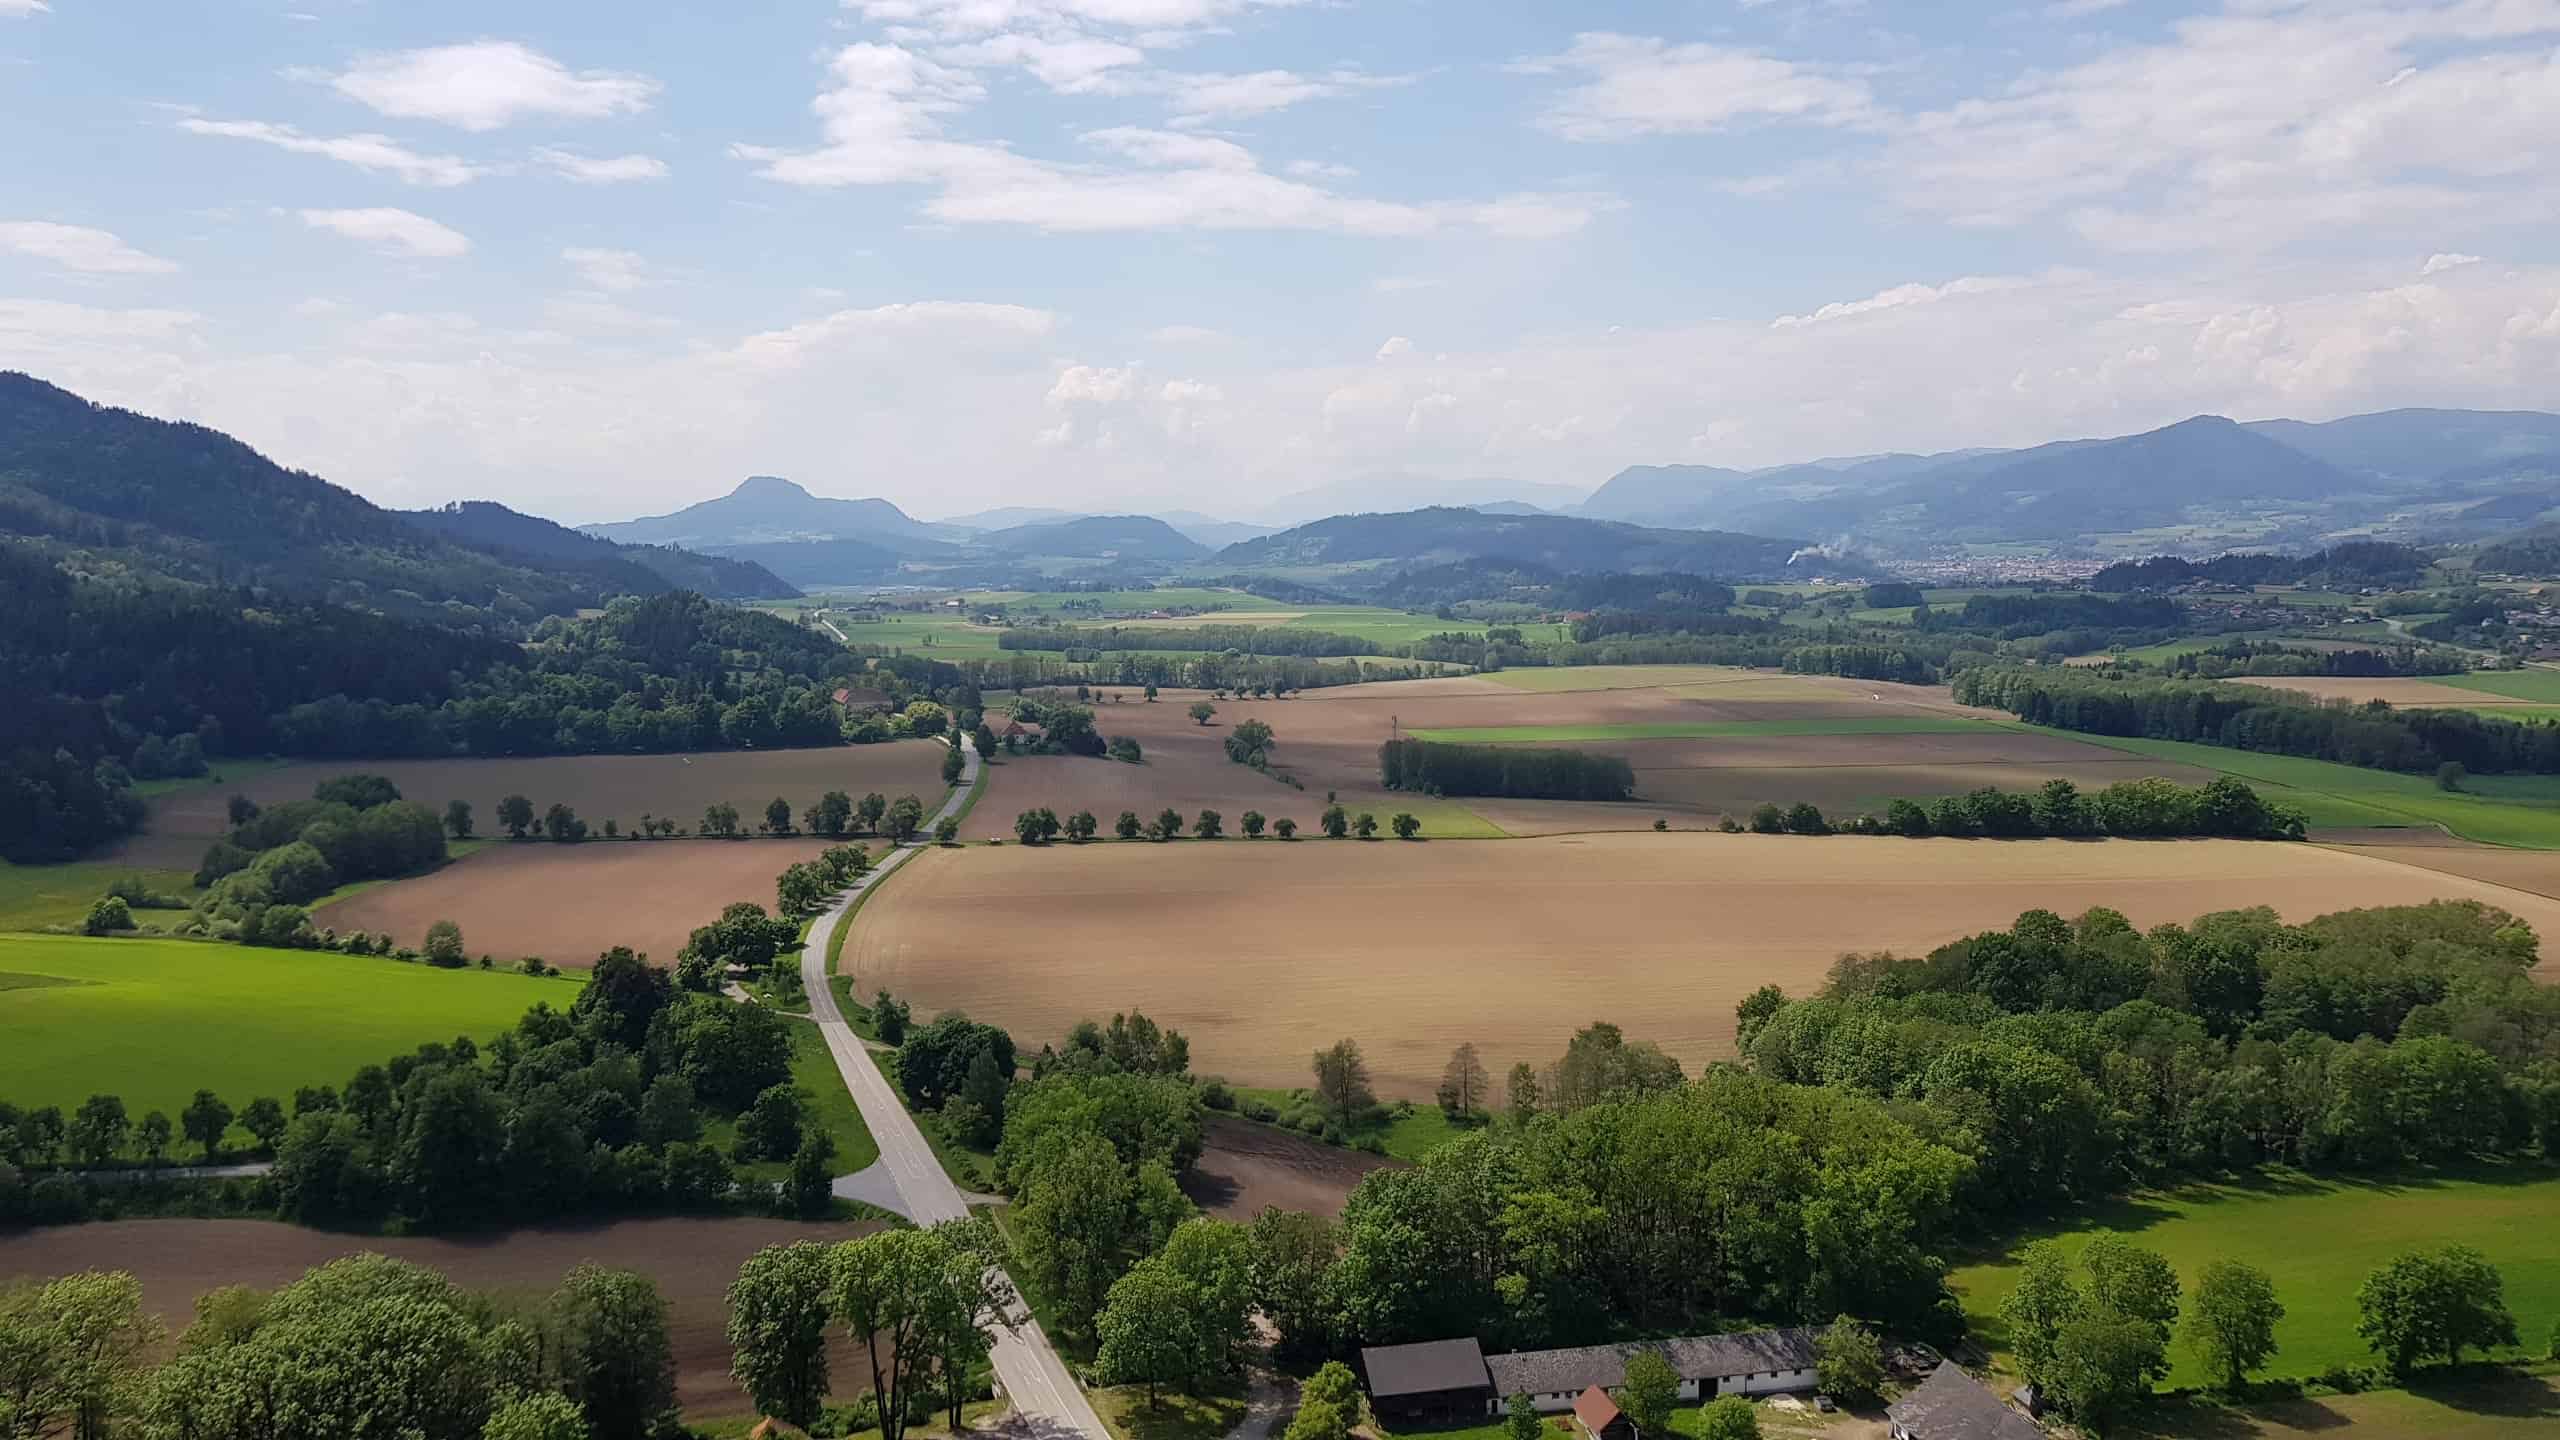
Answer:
[{"xmin": 797, "ymin": 739, "xmax": 1109, "ymax": 1440}]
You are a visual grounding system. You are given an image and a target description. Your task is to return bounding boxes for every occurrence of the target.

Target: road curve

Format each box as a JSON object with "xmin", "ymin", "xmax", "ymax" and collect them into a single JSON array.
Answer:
[{"xmin": 799, "ymin": 740, "xmax": 1109, "ymax": 1440}]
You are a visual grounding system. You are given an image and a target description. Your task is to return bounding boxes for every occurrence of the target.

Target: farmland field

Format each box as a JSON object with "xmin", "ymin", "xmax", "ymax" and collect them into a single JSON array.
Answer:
[
  {"xmin": 0, "ymin": 1215, "xmax": 882, "ymax": 1420},
  {"xmin": 2042, "ymin": 731, "xmax": 2560, "ymax": 847},
  {"xmin": 315, "ymin": 838, "xmax": 851, "ymax": 966},
  {"xmin": 1952, "ymin": 1167, "xmax": 2560, "ymax": 1388},
  {"xmin": 116, "ymin": 742, "xmax": 949, "ymax": 869},
  {"xmin": 2129, "ymin": 1372, "xmax": 2560, "ymax": 1438},
  {"xmin": 2440, "ymin": 668, "xmax": 2560, "ymax": 702},
  {"xmin": 2228, "ymin": 674, "xmax": 2560, "ymax": 709},
  {"xmin": 842, "ymin": 834, "xmax": 2560, "ymax": 1099},
  {"xmin": 0, "ymin": 859, "xmax": 198, "ymax": 931},
  {"xmin": 0, "ymin": 934, "xmax": 577, "ymax": 1124}
]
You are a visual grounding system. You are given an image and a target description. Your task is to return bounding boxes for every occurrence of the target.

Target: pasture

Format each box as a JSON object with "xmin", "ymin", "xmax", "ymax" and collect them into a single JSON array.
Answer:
[
  {"xmin": 841, "ymin": 834, "xmax": 2560, "ymax": 1100},
  {"xmin": 0, "ymin": 934, "xmax": 576, "ymax": 1123},
  {"xmin": 116, "ymin": 741, "xmax": 949, "ymax": 869},
  {"xmin": 315, "ymin": 838, "xmax": 850, "ymax": 967},
  {"xmin": 2440, "ymin": 668, "xmax": 2560, "ymax": 702},
  {"xmin": 0, "ymin": 1215, "xmax": 882, "ymax": 1420},
  {"xmin": 0, "ymin": 860, "xmax": 197, "ymax": 931},
  {"xmin": 1952, "ymin": 1167, "xmax": 2560, "ymax": 1388},
  {"xmin": 2227, "ymin": 675, "xmax": 2560, "ymax": 709},
  {"xmin": 2046, "ymin": 732, "xmax": 2560, "ymax": 848}
]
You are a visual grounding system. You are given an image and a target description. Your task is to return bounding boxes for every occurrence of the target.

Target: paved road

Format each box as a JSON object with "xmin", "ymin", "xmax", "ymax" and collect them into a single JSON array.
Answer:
[{"xmin": 799, "ymin": 742, "xmax": 1107, "ymax": 1440}]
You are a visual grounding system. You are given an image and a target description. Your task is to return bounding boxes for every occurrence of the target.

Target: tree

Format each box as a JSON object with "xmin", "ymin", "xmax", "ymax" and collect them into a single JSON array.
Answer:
[
  {"xmin": 442, "ymin": 799, "xmax": 474, "ymax": 839},
  {"xmin": 1189, "ymin": 701, "xmax": 1216, "ymax": 726},
  {"xmin": 68, "ymin": 1093, "xmax": 128, "ymax": 1167},
  {"xmin": 550, "ymin": 1265, "xmax": 679, "ymax": 1440},
  {"xmin": 1274, "ymin": 816, "xmax": 1298, "ymax": 839},
  {"xmin": 1225, "ymin": 719, "xmax": 1276, "ymax": 766},
  {"xmin": 1352, "ymin": 812, "xmax": 1378, "ymax": 839},
  {"xmin": 1504, "ymin": 1062, "xmax": 1540, "ymax": 1124},
  {"xmin": 1695, "ymin": 1395, "xmax": 1758, "ymax": 1440},
  {"xmin": 1115, "ymin": 810, "xmax": 1143, "ymax": 840},
  {"xmin": 136, "ymin": 1110, "xmax": 172, "ymax": 1166},
  {"xmin": 0, "ymin": 1270, "xmax": 162, "ymax": 1440},
  {"xmin": 833, "ymin": 1228, "xmax": 982, "ymax": 1440},
  {"xmin": 1067, "ymin": 809, "xmax": 1099, "ymax": 842},
  {"xmin": 2187, "ymin": 1260, "xmax": 2283, "ymax": 1391},
  {"xmin": 883, "ymin": 794, "xmax": 926, "ymax": 843},
  {"xmin": 763, "ymin": 796, "xmax": 795, "ymax": 836},
  {"xmin": 543, "ymin": 802, "xmax": 587, "ymax": 843},
  {"xmin": 788, "ymin": 1134, "xmax": 836, "ymax": 1217},
  {"xmin": 1815, "ymin": 1316, "xmax": 1884, "ymax": 1406},
  {"xmin": 2083, "ymin": 1235, "xmax": 2181, "ymax": 1359},
  {"xmin": 1150, "ymin": 807, "xmax": 1185, "ymax": 841},
  {"xmin": 2003, "ymin": 1241, "xmax": 2084, "ymax": 1385},
  {"xmin": 1390, "ymin": 812, "xmax": 1420, "ymax": 839},
  {"xmin": 1734, "ymin": 985, "xmax": 1788, "ymax": 1053},
  {"xmin": 1009, "ymin": 1130, "xmax": 1135, "ymax": 1325},
  {"xmin": 180, "ymin": 1090, "xmax": 233, "ymax": 1163},
  {"xmin": 2045, "ymin": 1313, "xmax": 2161, "ymax": 1435},
  {"xmin": 1108, "ymin": 736, "xmax": 1143, "ymax": 764},
  {"xmin": 1311, "ymin": 1039, "xmax": 1375, "ymax": 1133},
  {"xmin": 482, "ymin": 1393, "xmax": 589, "ymax": 1440},
  {"xmin": 423, "ymin": 918, "xmax": 467, "ymax": 968},
  {"xmin": 2437, "ymin": 761, "xmax": 2467, "ymax": 792},
  {"xmin": 1242, "ymin": 811, "xmax": 1266, "ymax": 838},
  {"xmin": 81, "ymin": 895, "xmax": 133, "ymax": 936},
  {"xmin": 942, "ymin": 744, "xmax": 966, "ymax": 785},
  {"xmin": 1437, "ymin": 1043, "xmax": 1489, "ymax": 1120},
  {"xmin": 809, "ymin": 790, "xmax": 854, "ymax": 837},
  {"xmin": 872, "ymin": 991, "xmax": 911, "ymax": 1045},
  {"xmin": 933, "ymin": 816, "xmax": 960, "ymax": 844},
  {"xmin": 856, "ymin": 791, "xmax": 888, "ymax": 834},
  {"xmin": 1017, "ymin": 809, "xmax": 1053, "ymax": 845},
  {"xmin": 1619, "ymin": 1348, "xmax": 1679, "ymax": 1439},
  {"xmin": 736, "ymin": 1084, "xmax": 806, "ymax": 1162},
  {"xmin": 2357, "ymin": 1246, "xmax": 2519, "ymax": 1376},
  {"xmin": 1282, "ymin": 1398, "xmax": 1350, "ymax": 1440},
  {"xmin": 497, "ymin": 793, "xmax": 535, "ymax": 838},
  {"xmin": 1096, "ymin": 1256, "xmax": 1194, "ymax": 1406},
  {"xmin": 1195, "ymin": 809, "xmax": 1224, "ymax": 839},
  {"xmin": 1504, "ymin": 1393, "xmax": 1542, "ymax": 1440},
  {"xmin": 239, "ymin": 1095, "xmax": 287, "ymax": 1152}
]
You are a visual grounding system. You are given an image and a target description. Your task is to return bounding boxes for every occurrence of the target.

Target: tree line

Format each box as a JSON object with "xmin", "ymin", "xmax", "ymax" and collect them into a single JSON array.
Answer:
[
  {"xmin": 1726, "ymin": 775, "xmax": 2305, "ymax": 840},
  {"xmin": 1380, "ymin": 738, "xmax": 1635, "ymax": 801},
  {"xmin": 1956, "ymin": 667, "xmax": 2560, "ymax": 775}
]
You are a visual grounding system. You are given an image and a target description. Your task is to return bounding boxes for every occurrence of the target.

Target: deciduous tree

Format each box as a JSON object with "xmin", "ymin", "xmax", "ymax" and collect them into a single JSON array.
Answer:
[{"xmin": 2187, "ymin": 1260, "xmax": 2283, "ymax": 1390}]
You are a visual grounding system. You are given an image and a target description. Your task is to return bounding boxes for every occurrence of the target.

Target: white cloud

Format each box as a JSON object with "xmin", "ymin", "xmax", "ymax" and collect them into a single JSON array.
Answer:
[
  {"xmin": 1375, "ymin": 336, "xmax": 1413, "ymax": 359},
  {"xmin": 1772, "ymin": 275, "xmax": 2036, "ymax": 328},
  {"xmin": 0, "ymin": 221, "xmax": 179, "ymax": 274},
  {"xmin": 298, "ymin": 207, "xmax": 471, "ymax": 258},
  {"xmin": 1163, "ymin": 68, "xmax": 1405, "ymax": 122},
  {"xmin": 562, "ymin": 246, "xmax": 652, "ymax": 292},
  {"xmin": 0, "ymin": 299, "xmax": 197, "ymax": 344},
  {"xmin": 851, "ymin": 0, "xmax": 1294, "ymax": 40},
  {"xmin": 534, "ymin": 148, "xmax": 670, "ymax": 184},
  {"xmin": 934, "ymin": 32, "xmax": 1145, "ymax": 93},
  {"xmin": 2045, "ymin": 0, "xmax": 2130, "ymax": 17},
  {"xmin": 179, "ymin": 118, "xmax": 478, "ymax": 187},
  {"xmin": 329, "ymin": 42, "xmax": 658, "ymax": 131},
  {"xmin": 0, "ymin": 0, "xmax": 52, "ymax": 16},
  {"xmin": 2422, "ymin": 252, "xmax": 2485, "ymax": 276},
  {"xmin": 1147, "ymin": 323, "xmax": 1223, "ymax": 343},
  {"xmin": 1521, "ymin": 32, "xmax": 1872, "ymax": 140},
  {"xmin": 740, "ymin": 41, "xmax": 1593, "ymax": 238},
  {"xmin": 1286, "ymin": 159, "xmax": 1356, "ymax": 180}
]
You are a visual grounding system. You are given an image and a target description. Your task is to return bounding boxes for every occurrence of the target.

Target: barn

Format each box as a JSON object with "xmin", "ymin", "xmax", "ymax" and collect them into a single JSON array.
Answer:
[
  {"xmin": 1885, "ymin": 1362, "xmax": 2047, "ymax": 1440},
  {"xmin": 1361, "ymin": 1338, "xmax": 1493, "ymax": 1424},
  {"xmin": 1482, "ymin": 1329, "xmax": 1821, "ymax": 1414}
]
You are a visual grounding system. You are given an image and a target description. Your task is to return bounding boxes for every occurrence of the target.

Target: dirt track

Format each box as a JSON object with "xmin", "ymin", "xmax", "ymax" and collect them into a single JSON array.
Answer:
[
  {"xmin": 0, "ymin": 1215, "xmax": 882, "ymax": 1420},
  {"xmin": 848, "ymin": 834, "xmax": 2560, "ymax": 1098},
  {"xmin": 121, "ymin": 743, "xmax": 947, "ymax": 869}
]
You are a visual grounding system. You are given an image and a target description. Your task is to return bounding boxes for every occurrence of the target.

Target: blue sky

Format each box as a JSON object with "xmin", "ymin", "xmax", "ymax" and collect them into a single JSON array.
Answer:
[{"xmin": 3, "ymin": 0, "xmax": 2557, "ymax": 522}]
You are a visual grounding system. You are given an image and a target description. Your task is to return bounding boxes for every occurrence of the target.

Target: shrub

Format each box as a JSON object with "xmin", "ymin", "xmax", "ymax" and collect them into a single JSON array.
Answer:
[{"xmin": 83, "ymin": 895, "xmax": 136, "ymax": 936}]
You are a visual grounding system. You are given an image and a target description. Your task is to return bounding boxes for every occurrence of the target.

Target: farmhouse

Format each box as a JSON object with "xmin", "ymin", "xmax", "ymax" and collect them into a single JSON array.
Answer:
[
  {"xmin": 1483, "ymin": 1329, "xmax": 1820, "ymax": 1413},
  {"xmin": 1360, "ymin": 1338, "xmax": 1492, "ymax": 1424},
  {"xmin": 1571, "ymin": 1387, "xmax": 1633, "ymax": 1440},
  {"xmin": 1884, "ymin": 1362, "xmax": 2046, "ymax": 1440}
]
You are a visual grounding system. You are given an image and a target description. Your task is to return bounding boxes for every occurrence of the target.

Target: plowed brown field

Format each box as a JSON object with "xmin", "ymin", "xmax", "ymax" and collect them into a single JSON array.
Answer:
[
  {"xmin": 0, "ymin": 1215, "xmax": 882, "ymax": 1420},
  {"xmin": 1182, "ymin": 1115, "xmax": 1395, "ymax": 1220},
  {"xmin": 846, "ymin": 835, "xmax": 2560, "ymax": 1099},
  {"xmin": 316, "ymin": 838, "xmax": 841, "ymax": 966},
  {"xmin": 120, "ymin": 743, "xmax": 948, "ymax": 868}
]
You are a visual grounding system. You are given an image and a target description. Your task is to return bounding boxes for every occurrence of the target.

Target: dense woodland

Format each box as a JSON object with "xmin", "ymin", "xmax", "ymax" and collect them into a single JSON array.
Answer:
[
  {"xmin": 1957, "ymin": 667, "xmax": 2560, "ymax": 775},
  {"xmin": 2088, "ymin": 543, "xmax": 2434, "ymax": 593},
  {"xmin": 1379, "ymin": 739, "xmax": 1637, "ymax": 801}
]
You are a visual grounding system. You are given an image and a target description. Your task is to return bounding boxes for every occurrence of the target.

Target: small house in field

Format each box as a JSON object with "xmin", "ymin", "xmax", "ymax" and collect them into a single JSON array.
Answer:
[
  {"xmin": 1485, "ymin": 1329, "xmax": 1819, "ymax": 1413},
  {"xmin": 1885, "ymin": 1362, "xmax": 2046, "ymax": 1440},
  {"xmin": 1571, "ymin": 1387, "xmax": 1633, "ymax": 1440},
  {"xmin": 1360, "ymin": 1338, "xmax": 1493, "ymax": 1424}
]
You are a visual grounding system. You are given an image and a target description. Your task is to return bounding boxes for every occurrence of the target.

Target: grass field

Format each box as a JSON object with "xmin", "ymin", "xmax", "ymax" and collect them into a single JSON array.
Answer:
[
  {"xmin": 700, "ymin": 1019, "xmax": 878, "ymax": 1180},
  {"xmin": 1232, "ymin": 1087, "xmax": 1471, "ymax": 1163},
  {"xmin": 1953, "ymin": 1167, "xmax": 2560, "ymax": 1388},
  {"xmin": 0, "ymin": 934, "xmax": 578, "ymax": 1133},
  {"xmin": 2127, "ymin": 1369, "xmax": 2560, "ymax": 1438},
  {"xmin": 2439, "ymin": 669, "xmax": 2560, "ymax": 702},
  {"xmin": 1408, "ymin": 716, "xmax": 1995, "ymax": 742},
  {"xmin": 0, "ymin": 860, "xmax": 198, "ymax": 931},
  {"xmin": 2031, "ymin": 730, "xmax": 2560, "ymax": 847},
  {"xmin": 845, "ymin": 834, "xmax": 2560, "ymax": 1098}
]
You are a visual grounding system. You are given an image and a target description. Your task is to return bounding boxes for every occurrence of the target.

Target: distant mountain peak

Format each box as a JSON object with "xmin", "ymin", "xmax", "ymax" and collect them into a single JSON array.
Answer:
[{"xmin": 732, "ymin": 474, "xmax": 813, "ymax": 498}]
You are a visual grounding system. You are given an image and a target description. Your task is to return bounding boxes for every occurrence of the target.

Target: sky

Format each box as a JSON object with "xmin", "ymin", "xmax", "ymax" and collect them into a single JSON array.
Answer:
[{"xmin": 3, "ymin": 0, "xmax": 2558, "ymax": 524}]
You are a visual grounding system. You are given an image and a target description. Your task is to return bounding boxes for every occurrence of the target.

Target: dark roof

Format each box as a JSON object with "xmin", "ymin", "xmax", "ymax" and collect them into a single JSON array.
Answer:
[
  {"xmin": 1885, "ymin": 1363, "xmax": 2046, "ymax": 1440},
  {"xmin": 1362, "ymin": 1338, "xmax": 1491, "ymax": 1398},
  {"xmin": 1484, "ymin": 1329, "xmax": 1819, "ymax": 1395},
  {"xmin": 1573, "ymin": 1387, "xmax": 1622, "ymax": 1435}
]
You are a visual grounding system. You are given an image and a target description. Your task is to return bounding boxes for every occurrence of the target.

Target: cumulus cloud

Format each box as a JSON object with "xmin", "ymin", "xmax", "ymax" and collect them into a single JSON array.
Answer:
[
  {"xmin": 329, "ymin": 42, "xmax": 658, "ymax": 131},
  {"xmin": 298, "ymin": 207, "xmax": 471, "ymax": 258},
  {"xmin": 1519, "ymin": 32, "xmax": 1872, "ymax": 140},
  {"xmin": 534, "ymin": 148, "xmax": 670, "ymax": 184},
  {"xmin": 0, "ymin": 221, "xmax": 179, "ymax": 274},
  {"xmin": 562, "ymin": 247, "xmax": 652, "ymax": 292},
  {"xmin": 179, "ymin": 118, "xmax": 478, "ymax": 186},
  {"xmin": 0, "ymin": 0, "xmax": 52, "ymax": 16},
  {"xmin": 2422, "ymin": 252, "xmax": 2485, "ymax": 276},
  {"xmin": 1375, "ymin": 335, "xmax": 1412, "ymax": 359},
  {"xmin": 1772, "ymin": 276, "xmax": 2036, "ymax": 328}
]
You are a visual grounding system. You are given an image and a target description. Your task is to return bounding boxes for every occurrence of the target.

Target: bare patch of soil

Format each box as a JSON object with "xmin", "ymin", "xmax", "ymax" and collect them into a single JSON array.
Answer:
[{"xmin": 1182, "ymin": 1115, "xmax": 1396, "ymax": 1221}]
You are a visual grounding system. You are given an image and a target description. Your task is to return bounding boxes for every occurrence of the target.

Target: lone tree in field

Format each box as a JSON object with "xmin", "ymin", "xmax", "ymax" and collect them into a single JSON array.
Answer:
[
  {"xmin": 497, "ymin": 793, "xmax": 535, "ymax": 838},
  {"xmin": 1188, "ymin": 700, "xmax": 1216, "ymax": 726},
  {"xmin": 2358, "ymin": 1246, "xmax": 2518, "ymax": 1376},
  {"xmin": 443, "ymin": 799, "xmax": 473, "ymax": 839},
  {"xmin": 423, "ymin": 918, "xmax": 468, "ymax": 967},
  {"xmin": 1225, "ymin": 718, "xmax": 1275, "ymax": 767},
  {"xmin": 180, "ymin": 1089, "xmax": 232, "ymax": 1163},
  {"xmin": 1437, "ymin": 1043, "xmax": 1489, "ymax": 1120},
  {"xmin": 2188, "ymin": 1260, "xmax": 2283, "ymax": 1390},
  {"xmin": 1311, "ymin": 1039, "xmax": 1375, "ymax": 1133}
]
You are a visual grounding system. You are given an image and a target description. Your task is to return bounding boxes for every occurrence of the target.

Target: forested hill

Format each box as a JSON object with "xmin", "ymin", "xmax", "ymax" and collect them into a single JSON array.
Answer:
[
  {"xmin": 401, "ymin": 500, "xmax": 801, "ymax": 600},
  {"xmin": 1216, "ymin": 506, "xmax": 1837, "ymax": 580},
  {"xmin": 0, "ymin": 373, "xmax": 626, "ymax": 622}
]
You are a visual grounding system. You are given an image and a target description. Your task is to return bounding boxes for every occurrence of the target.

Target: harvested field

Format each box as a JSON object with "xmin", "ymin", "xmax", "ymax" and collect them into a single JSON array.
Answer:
[
  {"xmin": 846, "ymin": 835, "xmax": 2560, "ymax": 1100},
  {"xmin": 117, "ymin": 742, "xmax": 948, "ymax": 868},
  {"xmin": 2316, "ymin": 842, "xmax": 2560, "ymax": 903},
  {"xmin": 0, "ymin": 1216, "xmax": 881, "ymax": 1420},
  {"xmin": 1181, "ymin": 1115, "xmax": 1396, "ymax": 1221},
  {"xmin": 316, "ymin": 839, "xmax": 841, "ymax": 967},
  {"xmin": 2229, "ymin": 675, "xmax": 2560, "ymax": 708}
]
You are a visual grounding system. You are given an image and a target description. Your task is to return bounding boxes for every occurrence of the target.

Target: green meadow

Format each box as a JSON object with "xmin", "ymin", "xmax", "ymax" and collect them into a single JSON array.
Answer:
[
  {"xmin": 2439, "ymin": 668, "xmax": 2560, "ymax": 703},
  {"xmin": 1952, "ymin": 1166, "xmax": 2560, "ymax": 1389},
  {"xmin": 2027, "ymin": 729, "xmax": 2560, "ymax": 847},
  {"xmin": 0, "ymin": 934, "xmax": 579, "ymax": 1125},
  {"xmin": 1410, "ymin": 716, "xmax": 1995, "ymax": 743},
  {"xmin": 0, "ymin": 860, "xmax": 200, "ymax": 931}
]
